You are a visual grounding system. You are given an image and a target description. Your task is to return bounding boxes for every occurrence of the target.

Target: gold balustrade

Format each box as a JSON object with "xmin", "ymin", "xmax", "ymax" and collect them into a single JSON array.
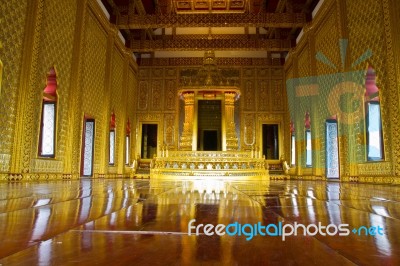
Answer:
[{"xmin": 150, "ymin": 151, "xmax": 269, "ymax": 180}]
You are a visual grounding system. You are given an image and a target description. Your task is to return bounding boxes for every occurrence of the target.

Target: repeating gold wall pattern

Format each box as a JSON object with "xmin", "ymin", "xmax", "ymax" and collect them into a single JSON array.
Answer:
[
  {"xmin": 30, "ymin": 0, "xmax": 78, "ymax": 173},
  {"xmin": 1, "ymin": 0, "xmax": 137, "ymax": 181},
  {"xmin": 82, "ymin": 13, "xmax": 107, "ymax": 174},
  {"xmin": 3, "ymin": 0, "xmax": 399, "ymax": 183},
  {"xmin": 109, "ymin": 47, "xmax": 125, "ymax": 173},
  {"xmin": 381, "ymin": 0, "xmax": 400, "ymax": 177},
  {"xmin": 138, "ymin": 81, "xmax": 149, "ymax": 111},
  {"xmin": 257, "ymin": 81, "xmax": 268, "ymax": 111},
  {"xmin": 13, "ymin": 0, "xmax": 44, "ymax": 178},
  {"xmin": 151, "ymin": 81, "xmax": 163, "ymax": 111},
  {"xmin": 138, "ymin": 64, "xmax": 287, "ymax": 155},
  {"xmin": 285, "ymin": 0, "xmax": 400, "ymax": 183},
  {"xmin": 0, "ymin": 0, "xmax": 28, "ymax": 174},
  {"xmin": 165, "ymin": 80, "xmax": 177, "ymax": 111}
]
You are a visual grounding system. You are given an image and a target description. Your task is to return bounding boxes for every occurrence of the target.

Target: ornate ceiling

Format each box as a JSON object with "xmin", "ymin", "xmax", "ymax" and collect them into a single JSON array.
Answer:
[{"xmin": 100, "ymin": 0, "xmax": 319, "ymax": 63}]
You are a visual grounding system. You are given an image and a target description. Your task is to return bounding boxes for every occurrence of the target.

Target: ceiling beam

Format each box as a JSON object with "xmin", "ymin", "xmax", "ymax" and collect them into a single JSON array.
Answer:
[
  {"xmin": 117, "ymin": 13, "xmax": 307, "ymax": 29},
  {"xmin": 129, "ymin": 37, "xmax": 293, "ymax": 52}
]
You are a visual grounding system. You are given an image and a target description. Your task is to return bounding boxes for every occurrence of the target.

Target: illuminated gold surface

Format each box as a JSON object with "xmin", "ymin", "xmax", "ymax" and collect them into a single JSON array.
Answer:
[
  {"xmin": 1, "ymin": 179, "xmax": 400, "ymax": 264},
  {"xmin": 151, "ymin": 151, "xmax": 268, "ymax": 179},
  {"xmin": 285, "ymin": 0, "xmax": 400, "ymax": 183}
]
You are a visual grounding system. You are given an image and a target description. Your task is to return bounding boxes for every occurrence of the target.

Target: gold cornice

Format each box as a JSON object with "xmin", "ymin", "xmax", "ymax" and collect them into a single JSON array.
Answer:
[
  {"xmin": 87, "ymin": 0, "xmax": 111, "ymax": 35},
  {"xmin": 130, "ymin": 38, "xmax": 293, "ymax": 52},
  {"xmin": 117, "ymin": 13, "xmax": 307, "ymax": 29},
  {"xmin": 285, "ymin": 0, "xmax": 336, "ymax": 64},
  {"xmin": 311, "ymin": 0, "xmax": 336, "ymax": 29}
]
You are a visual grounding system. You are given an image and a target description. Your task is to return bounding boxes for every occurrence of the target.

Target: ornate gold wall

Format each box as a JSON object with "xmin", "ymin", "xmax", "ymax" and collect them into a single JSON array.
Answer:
[
  {"xmin": 285, "ymin": 0, "xmax": 400, "ymax": 183},
  {"xmin": 136, "ymin": 61, "xmax": 289, "ymax": 164},
  {"xmin": 0, "ymin": 0, "xmax": 138, "ymax": 181},
  {"xmin": 0, "ymin": 0, "xmax": 28, "ymax": 178}
]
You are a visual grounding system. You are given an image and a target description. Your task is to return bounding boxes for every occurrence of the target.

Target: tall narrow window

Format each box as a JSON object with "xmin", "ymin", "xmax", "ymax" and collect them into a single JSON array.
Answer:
[
  {"xmin": 365, "ymin": 66, "xmax": 384, "ymax": 161},
  {"xmin": 39, "ymin": 67, "xmax": 58, "ymax": 157},
  {"xmin": 290, "ymin": 121, "xmax": 296, "ymax": 166},
  {"xmin": 125, "ymin": 119, "xmax": 131, "ymax": 165},
  {"xmin": 0, "ymin": 59, "xmax": 3, "ymax": 95},
  {"xmin": 326, "ymin": 118, "xmax": 339, "ymax": 178},
  {"xmin": 109, "ymin": 111, "xmax": 116, "ymax": 165},
  {"xmin": 305, "ymin": 111, "xmax": 312, "ymax": 167}
]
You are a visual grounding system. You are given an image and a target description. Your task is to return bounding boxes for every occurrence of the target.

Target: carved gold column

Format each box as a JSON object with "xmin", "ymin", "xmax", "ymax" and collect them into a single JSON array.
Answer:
[
  {"xmin": 224, "ymin": 92, "xmax": 239, "ymax": 150},
  {"xmin": 179, "ymin": 92, "xmax": 194, "ymax": 150}
]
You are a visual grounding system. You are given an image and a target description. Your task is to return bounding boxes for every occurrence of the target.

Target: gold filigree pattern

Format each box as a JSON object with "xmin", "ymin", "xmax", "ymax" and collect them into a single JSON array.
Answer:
[
  {"xmin": 0, "ymin": 0, "xmax": 28, "ymax": 172},
  {"xmin": 82, "ymin": 13, "xmax": 108, "ymax": 174},
  {"xmin": 118, "ymin": 13, "xmax": 307, "ymax": 29}
]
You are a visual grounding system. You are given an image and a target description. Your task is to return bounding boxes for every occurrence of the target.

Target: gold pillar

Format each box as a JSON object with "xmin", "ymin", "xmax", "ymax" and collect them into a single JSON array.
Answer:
[
  {"xmin": 224, "ymin": 92, "xmax": 239, "ymax": 150},
  {"xmin": 179, "ymin": 92, "xmax": 195, "ymax": 150}
]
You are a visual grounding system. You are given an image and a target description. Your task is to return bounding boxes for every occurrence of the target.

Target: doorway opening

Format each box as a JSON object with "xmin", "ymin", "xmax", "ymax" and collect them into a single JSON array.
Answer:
[
  {"xmin": 141, "ymin": 124, "xmax": 158, "ymax": 159},
  {"xmin": 202, "ymin": 130, "xmax": 219, "ymax": 151},
  {"xmin": 197, "ymin": 100, "xmax": 221, "ymax": 151},
  {"xmin": 81, "ymin": 118, "xmax": 95, "ymax": 177},
  {"xmin": 262, "ymin": 124, "xmax": 279, "ymax": 159}
]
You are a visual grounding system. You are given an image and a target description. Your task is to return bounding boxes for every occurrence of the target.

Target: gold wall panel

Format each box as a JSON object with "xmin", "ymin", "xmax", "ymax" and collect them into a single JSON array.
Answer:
[
  {"xmin": 243, "ymin": 80, "xmax": 255, "ymax": 111},
  {"xmin": 137, "ymin": 65, "xmax": 288, "ymax": 154},
  {"xmin": 165, "ymin": 80, "xmax": 177, "ymax": 111},
  {"xmin": 0, "ymin": 0, "xmax": 28, "ymax": 172},
  {"xmin": 257, "ymin": 80, "xmax": 269, "ymax": 112},
  {"xmin": 109, "ymin": 47, "xmax": 125, "ymax": 173},
  {"xmin": 297, "ymin": 44, "xmax": 311, "ymax": 78},
  {"xmin": 164, "ymin": 114, "xmax": 176, "ymax": 147},
  {"xmin": 151, "ymin": 80, "xmax": 164, "ymax": 111},
  {"xmin": 138, "ymin": 81, "xmax": 149, "ymax": 111},
  {"xmin": 285, "ymin": 0, "xmax": 400, "ymax": 183},
  {"xmin": 1, "ymin": 0, "xmax": 138, "ymax": 180},
  {"xmin": 82, "ymin": 13, "xmax": 108, "ymax": 174},
  {"xmin": 30, "ymin": 0, "xmax": 78, "ymax": 174},
  {"xmin": 271, "ymin": 80, "xmax": 285, "ymax": 112}
]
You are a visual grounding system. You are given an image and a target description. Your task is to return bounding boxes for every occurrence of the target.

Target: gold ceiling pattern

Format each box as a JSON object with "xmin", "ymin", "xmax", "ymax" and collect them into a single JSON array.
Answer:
[
  {"xmin": 173, "ymin": 0, "xmax": 247, "ymax": 13},
  {"xmin": 101, "ymin": 0, "xmax": 319, "ymax": 59}
]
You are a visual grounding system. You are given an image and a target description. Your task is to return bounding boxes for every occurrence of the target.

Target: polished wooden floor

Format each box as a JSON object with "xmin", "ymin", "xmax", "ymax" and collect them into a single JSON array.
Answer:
[{"xmin": 0, "ymin": 178, "xmax": 399, "ymax": 265}]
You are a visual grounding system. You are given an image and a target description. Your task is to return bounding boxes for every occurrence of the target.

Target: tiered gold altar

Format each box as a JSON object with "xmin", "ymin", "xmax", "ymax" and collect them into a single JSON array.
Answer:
[{"xmin": 149, "ymin": 51, "xmax": 269, "ymax": 180}]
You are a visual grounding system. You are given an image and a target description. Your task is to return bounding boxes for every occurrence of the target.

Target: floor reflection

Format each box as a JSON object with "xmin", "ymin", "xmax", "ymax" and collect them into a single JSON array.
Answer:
[{"xmin": 0, "ymin": 179, "xmax": 399, "ymax": 265}]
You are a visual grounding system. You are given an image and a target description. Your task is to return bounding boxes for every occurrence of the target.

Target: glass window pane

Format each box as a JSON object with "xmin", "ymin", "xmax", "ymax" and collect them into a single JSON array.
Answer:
[
  {"xmin": 367, "ymin": 102, "xmax": 383, "ymax": 160},
  {"xmin": 109, "ymin": 131, "xmax": 115, "ymax": 165},
  {"xmin": 41, "ymin": 103, "xmax": 55, "ymax": 156},
  {"xmin": 306, "ymin": 130, "xmax": 312, "ymax": 167},
  {"xmin": 291, "ymin": 135, "xmax": 296, "ymax": 166},
  {"xmin": 125, "ymin": 135, "xmax": 130, "ymax": 165},
  {"xmin": 83, "ymin": 121, "xmax": 94, "ymax": 176},
  {"xmin": 326, "ymin": 121, "xmax": 339, "ymax": 178}
]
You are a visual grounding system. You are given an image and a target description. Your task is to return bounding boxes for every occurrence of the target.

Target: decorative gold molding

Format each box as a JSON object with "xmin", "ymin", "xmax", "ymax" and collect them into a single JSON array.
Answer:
[
  {"xmin": 130, "ymin": 38, "xmax": 293, "ymax": 52},
  {"xmin": 117, "ymin": 13, "xmax": 307, "ymax": 29}
]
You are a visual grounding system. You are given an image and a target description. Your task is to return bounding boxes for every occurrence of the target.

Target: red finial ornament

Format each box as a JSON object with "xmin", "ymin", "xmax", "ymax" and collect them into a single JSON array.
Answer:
[
  {"xmin": 305, "ymin": 111, "xmax": 311, "ymax": 129},
  {"xmin": 365, "ymin": 66, "xmax": 379, "ymax": 101},
  {"xmin": 126, "ymin": 118, "xmax": 131, "ymax": 134},
  {"xmin": 110, "ymin": 111, "xmax": 116, "ymax": 130},
  {"xmin": 43, "ymin": 67, "xmax": 57, "ymax": 101}
]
